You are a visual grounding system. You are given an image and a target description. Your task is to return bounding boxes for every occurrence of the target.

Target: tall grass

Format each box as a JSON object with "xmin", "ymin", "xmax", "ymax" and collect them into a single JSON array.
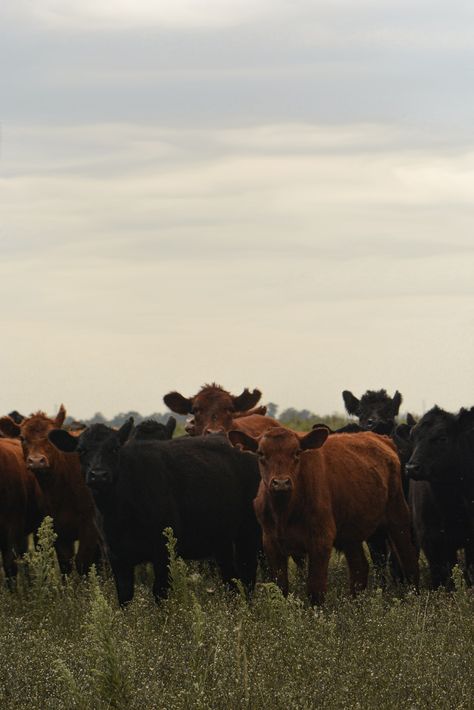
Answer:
[{"xmin": 0, "ymin": 523, "xmax": 471, "ymax": 709}]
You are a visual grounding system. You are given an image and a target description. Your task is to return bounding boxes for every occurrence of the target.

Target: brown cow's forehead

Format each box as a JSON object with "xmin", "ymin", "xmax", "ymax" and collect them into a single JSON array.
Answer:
[
  {"xmin": 193, "ymin": 387, "xmax": 234, "ymax": 410},
  {"xmin": 21, "ymin": 413, "xmax": 55, "ymax": 439},
  {"xmin": 259, "ymin": 428, "xmax": 299, "ymax": 455}
]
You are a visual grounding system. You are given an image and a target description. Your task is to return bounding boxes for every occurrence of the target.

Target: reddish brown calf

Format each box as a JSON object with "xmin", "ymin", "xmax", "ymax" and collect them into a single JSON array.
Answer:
[
  {"xmin": 229, "ymin": 426, "xmax": 419, "ymax": 604},
  {"xmin": 164, "ymin": 383, "xmax": 279, "ymax": 437},
  {"xmin": 0, "ymin": 406, "xmax": 100, "ymax": 575}
]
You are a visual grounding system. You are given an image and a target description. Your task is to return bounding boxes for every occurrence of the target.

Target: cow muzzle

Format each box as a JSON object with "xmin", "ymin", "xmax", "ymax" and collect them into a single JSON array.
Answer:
[
  {"xmin": 270, "ymin": 477, "xmax": 293, "ymax": 493},
  {"xmin": 86, "ymin": 468, "xmax": 112, "ymax": 487},
  {"xmin": 405, "ymin": 462, "xmax": 425, "ymax": 481},
  {"xmin": 27, "ymin": 455, "xmax": 49, "ymax": 470}
]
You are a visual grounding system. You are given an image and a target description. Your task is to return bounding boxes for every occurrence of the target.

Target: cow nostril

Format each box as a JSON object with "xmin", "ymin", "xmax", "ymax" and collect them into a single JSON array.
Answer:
[{"xmin": 270, "ymin": 478, "xmax": 292, "ymax": 492}]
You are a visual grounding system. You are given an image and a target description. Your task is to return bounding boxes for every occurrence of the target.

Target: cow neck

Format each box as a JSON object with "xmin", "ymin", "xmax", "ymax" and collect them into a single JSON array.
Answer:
[
  {"xmin": 35, "ymin": 452, "xmax": 80, "ymax": 495},
  {"xmin": 267, "ymin": 465, "xmax": 308, "ymax": 531}
]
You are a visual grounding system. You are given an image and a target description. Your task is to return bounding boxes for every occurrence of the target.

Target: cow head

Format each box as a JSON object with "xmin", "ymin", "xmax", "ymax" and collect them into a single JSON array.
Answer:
[
  {"xmin": 342, "ymin": 389, "xmax": 402, "ymax": 434},
  {"xmin": 49, "ymin": 418, "xmax": 134, "ymax": 491},
  {"xmin": 405, "ymin": 406, "xmax": 474, "ymax": 483},
  {"xmin": 164, "ymin": 383, "xmax": 262, "ymax": 436},
  {"xmin": 229, "ymin": 425, "xmax": 329, "ymax": 500},
  {"xmin": 0, "ymin": 405, "xmax": 68, "ymax": 481},
  {"xmin": 131, "ymin": 416, "xmax": 176, "ymax": 442}
]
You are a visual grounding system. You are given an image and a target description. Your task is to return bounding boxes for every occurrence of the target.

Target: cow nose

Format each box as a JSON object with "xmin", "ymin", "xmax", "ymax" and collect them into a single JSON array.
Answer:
[
  {"xmin": 87, "ymin": 468, "xmax": 109, "ymax": 485},
  {"xmin": 27, "ymin": 455, "xmax": 48, "ymax": 469},
  {"xmin": 204, "ymin": 428, "xmax": 226, "ymax": 436},
  {"xmin": 270, "ymin": 477, "xmax": 292, "ymax": 492}
]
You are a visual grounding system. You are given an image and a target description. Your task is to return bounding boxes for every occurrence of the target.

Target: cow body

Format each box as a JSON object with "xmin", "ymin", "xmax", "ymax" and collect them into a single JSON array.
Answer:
[
  {"xmin": 49, "ymin": 421, "xmax": 261, "ymax": 605},
  {"xmin": 230, "ymin": 427, "xmax": 418, "ymax": 604},
  {"xmin": 0, "ymin": 407, "xmax": 100, "ymax": 575},
  {"xmin": 164, "ymin": 383, "xmax": 279, "ymax": 437},
  {"xmin": 404, "ymin": 406, "xmax": 474, "ymax": 587},
  {"xmin": 0, "ymin": 438, "xmax": 42, "ymax": 581}
]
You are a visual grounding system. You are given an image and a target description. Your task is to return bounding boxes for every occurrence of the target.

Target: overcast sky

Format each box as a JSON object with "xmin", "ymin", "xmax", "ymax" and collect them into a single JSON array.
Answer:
[{"xmin": 1, "ymin": 0, "xmax": 474, "ymax": 419}]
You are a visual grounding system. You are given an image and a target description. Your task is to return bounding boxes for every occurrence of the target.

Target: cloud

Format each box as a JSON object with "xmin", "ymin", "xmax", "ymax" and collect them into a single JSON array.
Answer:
[{"xmin": 7, "ymin": 0, "xmax": 278, "ymax": 31}]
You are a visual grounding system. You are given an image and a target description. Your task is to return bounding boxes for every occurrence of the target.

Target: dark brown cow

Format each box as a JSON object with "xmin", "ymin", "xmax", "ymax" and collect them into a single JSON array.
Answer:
[
  {"xmin": 0, "ymin": 437, "xmax": 43, "ymax": 582},
  {"xmin": 229, "ymin": 426, "xmax": 419, "ymax": 604},
  {"xmin": 0, "ymin": 406, "xmax": 100, "ymax": 575},
  {"xmin": 164, "ymin": 383, "xmax": 279, "ymax": 437}
]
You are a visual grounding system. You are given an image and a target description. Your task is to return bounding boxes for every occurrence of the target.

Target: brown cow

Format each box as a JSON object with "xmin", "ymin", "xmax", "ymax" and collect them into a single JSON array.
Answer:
[
  {"xmin": 229, "ymin": 426, "xmax": 419, "ymax": 604},
  {"xmin": 0, "ymin": 406, "xmax": 100, "ymax": 575},
  {"xmin": 164, "ymin": 383, "xmax": 279, "ymax": 437},
  {"xmin": 0, "ymin": 437, "xmax": 43, "ymax": 582}
]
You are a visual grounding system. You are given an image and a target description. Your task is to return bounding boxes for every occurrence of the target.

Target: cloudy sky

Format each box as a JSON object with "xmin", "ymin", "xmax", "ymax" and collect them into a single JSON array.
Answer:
[{"xmin": 1, "ymin": 0, "xmax": 474, "ymax": 419}]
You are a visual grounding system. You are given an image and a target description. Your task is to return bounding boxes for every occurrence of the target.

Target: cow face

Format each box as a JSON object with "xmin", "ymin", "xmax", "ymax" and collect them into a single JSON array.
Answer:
[
  {"xmin": 0, "ymin": 405, "xmax": 67, "ymax": 481},
  {"xmin": 131, "ymin": 416, "xmax": 176, "ymax": 442},
  {"xmin": 229, "ymin": 426, "xmax": 329, "ymax": 500},
  {"xmin": 50, "ymin": 419, "xmax": 134, "ymax": 491},
  {"xmin": 342, "ymin": 389, "xmax": 402, "ymax": 434},
  {"xmin": 164, "ymin": 383, "xmax": 262, "ymax": 436},
  {"xmin": 405, "ymin": 406, "xmax": 474, "ymax": 483}
]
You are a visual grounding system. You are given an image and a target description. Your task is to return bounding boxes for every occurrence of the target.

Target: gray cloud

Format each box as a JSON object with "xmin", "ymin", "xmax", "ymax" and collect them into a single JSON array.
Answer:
[{"xmin": 0, "ymin": 3, "xmax": 473, "ymax": 417}]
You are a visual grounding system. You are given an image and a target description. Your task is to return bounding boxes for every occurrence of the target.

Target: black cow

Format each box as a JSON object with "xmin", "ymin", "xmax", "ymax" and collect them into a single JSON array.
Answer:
[
  {"xmin": 402, "ymin": 406, "xmax": 474, "ymax": 588},
  {"xmin": 342, "ymin": 389, "xmax": 403, "ymax": 434},
  {"xmin": 49, "ymin": 420, "xmax": 260, "ymax": 605},
  {"xmin": 130, "ymin": 416, "xmax": 176, "ymax": 442}
]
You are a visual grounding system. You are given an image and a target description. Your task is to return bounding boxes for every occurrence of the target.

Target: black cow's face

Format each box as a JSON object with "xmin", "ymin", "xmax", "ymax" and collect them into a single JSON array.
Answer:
[
  {"xmin": 405, "ymin": 408, "xmax": 455, "ymax": 482},
  {"xmin": 49, "ymin": 419, "xmax": 134, "ymax": 491},
  {"xmin": 343, "ymin": 389, "xmax": 402, "ymax": 434}
]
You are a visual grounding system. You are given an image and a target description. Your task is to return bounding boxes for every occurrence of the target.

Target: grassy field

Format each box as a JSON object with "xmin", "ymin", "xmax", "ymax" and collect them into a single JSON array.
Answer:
[{"xmin": 0, "ymin": 520, "xmax": 472, "ymax": 710}]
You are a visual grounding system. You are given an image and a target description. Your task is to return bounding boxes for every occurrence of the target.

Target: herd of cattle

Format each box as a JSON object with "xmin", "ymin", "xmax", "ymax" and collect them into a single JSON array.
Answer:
[{"xmin": 0, "ymin": 384, "xmax": 472, "ymax": 606}]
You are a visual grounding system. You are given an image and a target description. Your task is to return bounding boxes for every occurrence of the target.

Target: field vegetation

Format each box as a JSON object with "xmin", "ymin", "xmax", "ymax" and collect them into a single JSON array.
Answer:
[{"xmin": 0, "ymin": 519, "xmax": 472, "ymax": 710}]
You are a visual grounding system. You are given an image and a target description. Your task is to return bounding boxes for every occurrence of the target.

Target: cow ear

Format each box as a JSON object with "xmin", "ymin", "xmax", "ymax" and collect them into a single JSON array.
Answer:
[
  {"xmin": 48, "ymin": 428, "xmax": 78, "ymax": 453},
  {"xmin": 232, "ymin": 388, "xmax": 262, "ymax": 412},
  {"xmin": 118, "ymin": 417, "xmax": 134, "ymax": 445},
  {"xmin": 406, "ymin": 412, "xmax": 417, "ymax": 426},
  {"xmin": 0, "ymin": 416, "xmax": 21, "ymax": 438},
  {"xmin": 166, "ymin": 416, "xmax": 177, "ymax": 437},
  {"xmin": 163, "ymin": 391, "xmax": 193, "ymax": 415},
  {"xmin": 456, "ymin": 408, "xmax": 474, "ymax": 433},
  {"xmin": 342, "ymin": 390, "xmax": 360, "ymax": 416},
  {"xmin": 300, "ymin": 425, "xmax": 329, "ymax": 450},
  {"xmin": 228, "ymin": 430, "xmax": 259, "ymax": 452},
  {"xmin": 54, "ymin": 404, "xmax": 67, "ymax": 428},
  {"xmin": 394, "ymin": 423, "xmax": 412, "ymax": 442},
  {"xmin": 391, "ymin": 391, "xmax": 402, "ymax": 416}
]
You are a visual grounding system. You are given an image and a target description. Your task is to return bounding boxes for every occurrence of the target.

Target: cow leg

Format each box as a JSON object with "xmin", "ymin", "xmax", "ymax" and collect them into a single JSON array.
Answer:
[
  {"xmin": 215, "ymin": 539, "xmax": 238, "ymax": 587},
  {"xmin": 152, "ymin": 547, "xmax": 170, "ymax": 601},
  {"xmin": 307, "ymin": 544, "xmax": 332, "ymax": 605},
  {"xmin": 0, "ymin": 532, "xmax": 18, "ymax": 586},
  {"xmin": 464, "ymin": 539, "xmax": 474, "ymax": 587},
  {"xmin": 55, "ymin": 538, "xmax": 74, "ymax": 575},
  {"xmin": 263, "ymin": 533, "xmax": 289, "ymax": 596},
  {"xmin": 344, "ymin": 542, "xmax": 369, "ymax": 596},
  {"xmin": 75, "ymin": 523, "xmax": 101, "ymax": 576},
  {"xmin": 366, "ymin": 527, "xmax": 389, "ymax": 588},
  {"xmin": 235, "ymin": 535, "xmax": 258, "ymax": 592},
  {"xmin": 386, "ymin": 500, "xmax": 419, "ymax": 588},
  {"xmin": 110, "ymin": 558, "xmax": 134, "ymax": 606}
]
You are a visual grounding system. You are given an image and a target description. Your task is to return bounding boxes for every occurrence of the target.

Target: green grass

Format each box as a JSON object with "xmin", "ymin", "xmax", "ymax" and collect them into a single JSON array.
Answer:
[{"xmin": 0, "ymin": 520, "xmax": 472, "ymax": 709}]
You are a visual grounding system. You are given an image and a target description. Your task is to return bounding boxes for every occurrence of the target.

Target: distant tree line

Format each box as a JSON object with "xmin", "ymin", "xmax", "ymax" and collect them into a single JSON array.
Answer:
[{"xmin": 66, "ymin": 405, "xmax": 349, "ymax": 433}]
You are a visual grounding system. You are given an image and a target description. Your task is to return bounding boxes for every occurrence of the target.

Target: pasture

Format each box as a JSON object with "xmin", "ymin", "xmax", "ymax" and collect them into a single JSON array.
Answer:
[{"xmin": 0, "ymin": 520, "xmax": 472, "ymax": 710}]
